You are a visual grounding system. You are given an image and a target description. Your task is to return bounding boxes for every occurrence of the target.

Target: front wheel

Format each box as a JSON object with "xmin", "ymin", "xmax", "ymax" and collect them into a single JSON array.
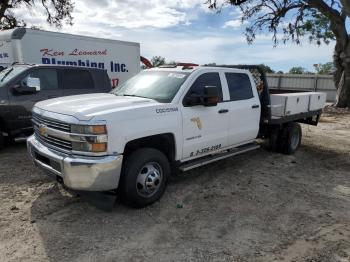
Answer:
[{"xmin": 119, "ymin": 148, "xmax": 170, "ymax": 208}]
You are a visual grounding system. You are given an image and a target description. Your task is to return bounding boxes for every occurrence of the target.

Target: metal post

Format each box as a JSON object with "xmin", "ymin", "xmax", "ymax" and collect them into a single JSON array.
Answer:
[
  {"xmin": 314, "ymin": 75, "xmax": 319, "ymax": 92},
  {"xmin": 278, "ymin": 74, "xmax": 282, "ymax": 90}
]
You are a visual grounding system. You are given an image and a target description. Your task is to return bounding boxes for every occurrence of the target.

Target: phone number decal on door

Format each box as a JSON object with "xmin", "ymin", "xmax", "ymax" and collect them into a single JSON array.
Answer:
[{"xmin": 190, "ymin": 144, "xmax": 221, "ymax": 157}]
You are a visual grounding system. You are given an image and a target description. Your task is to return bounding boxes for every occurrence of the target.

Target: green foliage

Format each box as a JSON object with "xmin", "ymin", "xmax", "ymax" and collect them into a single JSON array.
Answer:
[
  {"xmin": 0, "ymin": 0, "xmax": 74, "ymax": 31},
  {"xmin": 314, "ymin": 62, "xmax": 334, "ymax": 74},
  {"xmin": 151, "ymin": 56, "xmax": 166, "ymax": 67},
  {"xmin": 207, "ymin": 0, "xmax": 347, "ymax": 46},
  {"xmin": 288, "ymin": 67, "xmax": 307, "ymax": 74},
  {"xmin": 258, "ymin": 64, "xmax": 275, "ymax": 73},
  {"xmin": 298, "ymin": 10, "xmax": 335, "ymax": 45}
]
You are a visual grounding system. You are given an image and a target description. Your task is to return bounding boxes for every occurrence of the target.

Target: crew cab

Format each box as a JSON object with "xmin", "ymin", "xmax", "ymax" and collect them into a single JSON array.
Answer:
[
  {"xmin": 0, "ymin": 64, "xmax": 111, "ymax": 148},
  {"xmin": 27, "ymin": 65, "xmax": 325, "ymax": 208}
]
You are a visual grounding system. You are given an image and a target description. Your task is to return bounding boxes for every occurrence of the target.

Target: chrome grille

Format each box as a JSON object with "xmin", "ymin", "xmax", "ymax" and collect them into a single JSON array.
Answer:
[
  {"xmin": 32, "ymin": 113, "xmax": 72, "ymax": 152},
  {"xmin": 34, "ymin": 130, "xmax": 73, "ymax": 151},
  {"xmin": 32, "ymin": 113, "xmax": 71, "ymax": 132}
]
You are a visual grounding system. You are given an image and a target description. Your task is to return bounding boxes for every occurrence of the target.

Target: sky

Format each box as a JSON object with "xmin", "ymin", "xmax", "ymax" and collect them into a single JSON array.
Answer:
[{"xmin": 14, "ymin": 0, "xmax": 337, "ymax": 72}]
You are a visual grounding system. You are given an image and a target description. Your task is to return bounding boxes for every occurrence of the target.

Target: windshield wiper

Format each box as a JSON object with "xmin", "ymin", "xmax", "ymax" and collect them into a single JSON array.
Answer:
[
  {"xmin": 0, "ymin": 68, "xmax": 13, "ymax": 82},
  {"xmin": 121, "ymin": 94, "xmax": 151, "ymax": 99}
]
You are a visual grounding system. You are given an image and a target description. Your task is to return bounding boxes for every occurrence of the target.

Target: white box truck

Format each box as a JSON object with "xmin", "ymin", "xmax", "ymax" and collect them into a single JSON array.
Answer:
[{"xmin": 0, "ymin": 28, "xmax": 140, "ymax": 87}]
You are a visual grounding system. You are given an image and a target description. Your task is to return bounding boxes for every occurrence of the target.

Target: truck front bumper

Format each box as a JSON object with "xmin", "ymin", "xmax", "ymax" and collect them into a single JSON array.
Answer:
[{"xmin": 27, "ymin": 135, "xmax": 123, "ymax": 191}]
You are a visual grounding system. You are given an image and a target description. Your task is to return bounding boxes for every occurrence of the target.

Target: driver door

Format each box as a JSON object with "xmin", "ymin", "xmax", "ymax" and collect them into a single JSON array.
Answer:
[
  {"xmin": 181, "ymin": 72, "xmax": 229, "ymax": 160},
  {"xmin": 8, "ymin": 68, "xmax": 62, "ymax": 131}
]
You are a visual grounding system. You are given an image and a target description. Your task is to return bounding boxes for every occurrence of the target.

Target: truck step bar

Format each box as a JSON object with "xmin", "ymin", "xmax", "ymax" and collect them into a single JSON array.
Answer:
[{"xmin": 179, "ymin": 143, "xmax": 260, "ymax": 172}]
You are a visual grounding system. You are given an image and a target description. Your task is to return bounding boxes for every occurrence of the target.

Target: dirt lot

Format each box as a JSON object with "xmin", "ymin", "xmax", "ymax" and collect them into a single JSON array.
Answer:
[{"xmin": 0, "ymin": 107, "xmax": 349, "ymax": 262}]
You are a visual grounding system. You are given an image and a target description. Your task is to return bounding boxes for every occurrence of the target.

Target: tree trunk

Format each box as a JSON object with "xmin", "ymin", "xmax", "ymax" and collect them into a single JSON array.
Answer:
[{"xmin": 334, "ymin": 37, "xmax": 350, "ymax": 108}]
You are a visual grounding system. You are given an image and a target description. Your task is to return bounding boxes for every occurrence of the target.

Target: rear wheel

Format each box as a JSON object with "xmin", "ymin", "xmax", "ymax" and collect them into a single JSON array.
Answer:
[
  {"xmin": 279, "ymin": 123, "xmax": 302, "ymax": 154},
  {"xmin": 119, "ymin": 148, "xmax": 170, "ymax": 208},
  {"xmin": 0, "ymin": 128, "xmax": 4, "ymax": 150},
  {"xmin": 265, "ymin": 126, "xmax": 281, "ymax": 152}
]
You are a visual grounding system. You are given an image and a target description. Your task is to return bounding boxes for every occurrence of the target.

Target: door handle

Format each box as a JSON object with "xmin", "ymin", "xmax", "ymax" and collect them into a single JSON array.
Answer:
[
  {"xmin": 218, "ymin": 109, "xmax": 229, "ymax": 114},
  {"xmin": 252, "ymin": 104, "xmax": 260, "ymax": 109}
]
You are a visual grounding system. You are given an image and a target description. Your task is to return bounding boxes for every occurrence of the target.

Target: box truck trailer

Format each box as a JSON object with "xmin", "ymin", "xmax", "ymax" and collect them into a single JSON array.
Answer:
[{"xmin": 0, "ymin": 28, "xmax": 141, "ymax": 87}]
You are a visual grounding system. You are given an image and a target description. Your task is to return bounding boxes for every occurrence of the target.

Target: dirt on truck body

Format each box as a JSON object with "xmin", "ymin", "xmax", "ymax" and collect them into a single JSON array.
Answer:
[{"xmin": 0, "ymin": 106, "xmax": 349, "ymax": 262}]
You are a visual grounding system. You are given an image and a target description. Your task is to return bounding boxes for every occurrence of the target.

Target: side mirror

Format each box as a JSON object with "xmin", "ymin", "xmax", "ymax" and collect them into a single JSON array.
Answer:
[
  {"xmin": 12, "ymin": 77, "xmax": 41, "ymax": 95},
  {"xmin": 184, "ymin": 86, "xmax": 220, "ymax": 107},
  {"xmin": 184, "ymin": 93, "xmax": 201, "ymax": 107},
  {"xmin": 203, "ymin": 85, "xmax": 219, "ymax": 107},
  {"xmin": 26, "ymin": 77, "xmax": 41, "ymax": 92},
  {"xmin": 12, "ymin": 84, "xmax": 38, "ymax": 95}
]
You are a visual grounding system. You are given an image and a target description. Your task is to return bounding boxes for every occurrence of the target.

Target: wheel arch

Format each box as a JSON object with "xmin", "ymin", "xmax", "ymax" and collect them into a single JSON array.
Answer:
[{"xmin": 123, "ymin": 133, "xmax": 177, "ymax": 162}]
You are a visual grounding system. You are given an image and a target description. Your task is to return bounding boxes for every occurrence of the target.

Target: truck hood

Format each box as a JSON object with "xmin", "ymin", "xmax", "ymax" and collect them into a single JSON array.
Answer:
[{"xmin": 35, "ymin": 93, "xmax": 159, "ymax": 121}]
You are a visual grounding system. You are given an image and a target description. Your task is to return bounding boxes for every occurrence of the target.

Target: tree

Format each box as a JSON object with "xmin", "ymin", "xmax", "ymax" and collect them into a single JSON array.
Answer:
[
  {"xmin": 314, "ymin": 62, "xmax": 334, "ymax": 74},
  {"xmin": 207, "ymin": 0, "xmax": 350, "ymax": 107},
  {"xmin": 258, "ymin": 64, "xmax": 275, "ymax": 73},
  {"xmin": 0, "ymin": 0, "xmax": 74, "ymax": 30},
  {"xmin": 151, "ymin": 56, "xmax": 166, "ymax": 67},
  {"xmin": 289, "ymin": 66, "xmax": 307, "ymax": 74}
]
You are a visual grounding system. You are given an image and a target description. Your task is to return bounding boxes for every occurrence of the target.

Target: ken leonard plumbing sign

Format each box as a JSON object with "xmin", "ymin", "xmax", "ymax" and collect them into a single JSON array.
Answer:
[{"xmin": 40, "ymin": 48, "xmax": 129, "ymax": 73}]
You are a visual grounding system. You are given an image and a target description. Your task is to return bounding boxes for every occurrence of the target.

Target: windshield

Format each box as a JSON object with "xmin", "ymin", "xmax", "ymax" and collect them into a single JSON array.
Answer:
[
  {"xmin": 112, "ymin": 71, "xmax": 190, "ymax": 103},
  {"xmin": 0, "ymin": 66, "xmax": 28, "ymax": 87}
]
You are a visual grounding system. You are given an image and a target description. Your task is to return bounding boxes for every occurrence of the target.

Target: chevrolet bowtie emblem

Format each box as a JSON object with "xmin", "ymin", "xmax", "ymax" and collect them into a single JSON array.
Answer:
[
  {"xmin": 39, "ymin": 124, "xmax": 47, "ymax": 137},
  {"xmin": 191, "ymin": 117, "xmax": 202, "ymax": 130}
]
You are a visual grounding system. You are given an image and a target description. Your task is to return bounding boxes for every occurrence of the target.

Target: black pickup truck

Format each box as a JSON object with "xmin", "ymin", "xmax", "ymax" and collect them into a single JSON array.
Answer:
[{"xmin": 0, "ymin": 64, "xmax": 111, "ymax": 148}]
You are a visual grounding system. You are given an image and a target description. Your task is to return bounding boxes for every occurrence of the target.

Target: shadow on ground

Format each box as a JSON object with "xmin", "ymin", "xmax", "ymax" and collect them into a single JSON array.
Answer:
[{"xmin": 29, "ymin": 145, "xmax": 350, "ymax": 261}]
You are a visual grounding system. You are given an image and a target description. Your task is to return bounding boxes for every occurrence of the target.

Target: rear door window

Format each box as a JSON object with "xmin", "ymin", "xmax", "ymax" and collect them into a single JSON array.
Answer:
[
  {"xmin": 225, "ymin": 73, "xmax": 253, "ymax": 101},
  {"xmin": 61, "ymin": 69, "xmax": 94, "ymax": 89}
]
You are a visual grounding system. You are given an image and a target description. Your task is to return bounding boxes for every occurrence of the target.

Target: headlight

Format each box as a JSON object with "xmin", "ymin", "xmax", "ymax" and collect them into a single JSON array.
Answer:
[
  {"xmin": 72, "ymin": 142, "xmax": 107, "ymax": 153},
  {"xmin": 70, "ymin": 124, "xmax": 108, "ymax": 153},
  {"xmin": 71, "ymin": 124, "xmax": 107, "ymax": 135}
]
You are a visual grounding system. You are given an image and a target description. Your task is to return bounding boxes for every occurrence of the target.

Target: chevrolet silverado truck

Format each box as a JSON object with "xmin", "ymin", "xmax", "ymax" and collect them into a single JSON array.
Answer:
[{"xmin": 27, "ymin": 65, "xmax": 326, "ymax": 208}]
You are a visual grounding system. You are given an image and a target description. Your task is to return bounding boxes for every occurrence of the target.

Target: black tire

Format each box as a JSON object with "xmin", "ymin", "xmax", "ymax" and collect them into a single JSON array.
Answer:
[
  {"xmin": 119, "ymin": 148, "xmax": 170, "ymax": 208},
  {"xmin": 264, "ymin": 127, "xmax": 281, "ymax": 152},
  {"xmin": 279, "ymin": 122, "xmax": 302, "ymax": 154},
  {"xmin": 0, "ymin": 129, "xmax": 4, "ymax": 150}
]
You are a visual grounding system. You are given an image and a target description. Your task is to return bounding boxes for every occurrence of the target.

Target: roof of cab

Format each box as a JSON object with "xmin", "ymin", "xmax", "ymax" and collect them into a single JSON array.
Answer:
[
  {"xmin": 146, "ymin": 65, "xmax": 198, "ymax": 73},
  {"xmin": 145, "ymin": 65, "xmax": 249, "ymax": 74}
]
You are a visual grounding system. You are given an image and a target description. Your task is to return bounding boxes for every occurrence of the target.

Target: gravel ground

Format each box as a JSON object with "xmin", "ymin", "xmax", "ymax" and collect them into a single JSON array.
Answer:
[{"xmin": 0, "ymin": 107, "xmax": 349, "ymax": 262}]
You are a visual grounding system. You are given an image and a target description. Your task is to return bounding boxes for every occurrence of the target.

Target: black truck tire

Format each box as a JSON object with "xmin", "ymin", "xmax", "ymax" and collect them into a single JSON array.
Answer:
[
  {"xmin": 279, "ymin": 122, "xmax": 302, "ymax": 155},
  {"xmin": 0, "ymin": 128, "xmax": 4, "ymax": 150},
  {"xmin": 119, "ymin": 148, "xmax": 170, "ymax": 208},
  {"xmin": 265, "ymin": 127, "xmax": 281, "ymax": 152}
]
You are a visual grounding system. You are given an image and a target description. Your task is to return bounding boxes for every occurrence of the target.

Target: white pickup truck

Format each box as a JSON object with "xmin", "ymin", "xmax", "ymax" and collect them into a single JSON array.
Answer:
[{"xmin": 27, "ymin": 65, "xmax": 326, "ymax": 208}]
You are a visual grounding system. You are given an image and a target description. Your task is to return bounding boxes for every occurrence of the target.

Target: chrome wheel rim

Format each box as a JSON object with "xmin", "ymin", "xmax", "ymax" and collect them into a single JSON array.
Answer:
[{"xmin": 136, "ymin": 162, "xmax": 163, "ymax": 198}]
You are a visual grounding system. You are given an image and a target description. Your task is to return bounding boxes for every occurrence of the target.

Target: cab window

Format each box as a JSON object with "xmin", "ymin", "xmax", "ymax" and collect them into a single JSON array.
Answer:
[
  {"xmin": 61, "ymin": 69, "xmax": 94, "ymax": 89},
  {"xmin": 22, "ymin": 69, "xmax": 58, "ymax": 90},
  {"xmin": 187, "ymin": 72, "xmax": 223, "ymax": 101},
  {"xmin": 225, "ymin": 73, "xmax": 253, "ymax": 101}
]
